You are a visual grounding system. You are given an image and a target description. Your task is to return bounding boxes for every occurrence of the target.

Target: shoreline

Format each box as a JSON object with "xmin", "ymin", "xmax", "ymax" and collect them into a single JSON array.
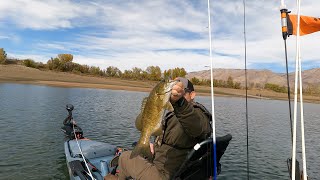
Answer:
[
  {"xmin": 0, "ymin": 79, "xmax": 153, "ymax": 93},
  {"xmin": 2, "ymin": 79, "xmax": 319, "ymax": 104},
  {"xmin": 1, "ymin": 65, "xmax": 320, "ymax": 103}
]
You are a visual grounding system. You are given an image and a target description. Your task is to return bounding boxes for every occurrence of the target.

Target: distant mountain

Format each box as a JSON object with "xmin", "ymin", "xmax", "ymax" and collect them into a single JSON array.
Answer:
[{"xmin": 186, "ymin": 68, "xmax": 320, "ymax": 87}]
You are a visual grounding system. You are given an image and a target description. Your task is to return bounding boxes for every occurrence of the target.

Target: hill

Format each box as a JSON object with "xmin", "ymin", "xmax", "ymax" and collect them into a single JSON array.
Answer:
[{"xmin": 187, "ymin": 68, "xmax": 320, "ymax": 88}]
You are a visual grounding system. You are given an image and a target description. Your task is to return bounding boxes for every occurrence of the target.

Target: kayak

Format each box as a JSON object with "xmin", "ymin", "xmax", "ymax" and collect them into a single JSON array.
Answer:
[
  {"xmin": 62, "ymin": 104, "xmax": 119, "ymax": 180},
  {"xmin": 64, "ymin": 139, "xmax": 117, "ymax": 180},
  {"xmin": 61, "ymin": 104, "xmax": 232, "ymax": 180}
]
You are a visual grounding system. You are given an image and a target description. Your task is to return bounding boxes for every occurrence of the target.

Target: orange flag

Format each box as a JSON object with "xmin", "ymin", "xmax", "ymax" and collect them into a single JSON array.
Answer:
[{"xmin": 288, "ymin": 14, "xmax": 320, "ymax": 36}]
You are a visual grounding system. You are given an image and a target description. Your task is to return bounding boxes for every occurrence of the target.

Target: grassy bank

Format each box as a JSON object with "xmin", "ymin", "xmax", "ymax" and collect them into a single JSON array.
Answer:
[{"xmin": 1, "ymin": 64, "xmax": 319, "ymax": 103}]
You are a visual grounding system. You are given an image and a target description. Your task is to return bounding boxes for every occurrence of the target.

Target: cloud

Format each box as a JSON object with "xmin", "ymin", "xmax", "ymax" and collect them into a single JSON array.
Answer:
[
  {"xmin": 0, "ymin": 35, "xmax": 9, "ymax": 40},
  {"xmin": 0, "ymin": 0, "xmax": 319, "ymax": 73},
  {"xmin": 0, "ymin": 0, "xmax": 97, "ymax": 30},
  {"xmin": 8, "ymin": 52, "xmax": 51, "ymax": 62}
]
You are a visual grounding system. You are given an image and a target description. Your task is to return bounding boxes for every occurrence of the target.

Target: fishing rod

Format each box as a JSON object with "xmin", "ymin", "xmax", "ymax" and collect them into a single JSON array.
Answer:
[
  {"xmin": 242, "ymin": 0, "xmax": 249, "ymax": 179},
  {"xmin": 72, "ymin": 124, "xmax": 96, "ymax": 180},
  {"xmin": 66, "ymin": 104, "xmax": 96, "ymax": 180},
  {"xmin": 207, "ymin": 0, "xmax": 217, "ymax": 179}
]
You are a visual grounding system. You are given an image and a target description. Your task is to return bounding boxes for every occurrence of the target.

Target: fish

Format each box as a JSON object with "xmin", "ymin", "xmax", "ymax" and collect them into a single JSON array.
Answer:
[{"xmin": 130, "ymin": 79, "xmax": 177, "ymax": 160}]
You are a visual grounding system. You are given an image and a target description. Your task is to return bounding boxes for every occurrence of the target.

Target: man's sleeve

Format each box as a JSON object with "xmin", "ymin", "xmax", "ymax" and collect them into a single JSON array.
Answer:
[{"xmin": 173, "ymin": 98, "xmax": 210, "ymax": 138}]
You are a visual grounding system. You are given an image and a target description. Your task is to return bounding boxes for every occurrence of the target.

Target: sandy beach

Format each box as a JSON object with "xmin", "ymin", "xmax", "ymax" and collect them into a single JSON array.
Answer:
[{"xmin": 1, "ymin": 65, "xmax": 319, "ymax": 103}]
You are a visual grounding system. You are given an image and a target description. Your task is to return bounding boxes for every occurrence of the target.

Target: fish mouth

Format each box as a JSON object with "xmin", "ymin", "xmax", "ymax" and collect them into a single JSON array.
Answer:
[
  {"xmin": 156, "ymin": 80, "xmax": 177, "ymax": 95},
  {"xmin": 163, "ymin": 89, "xmax": 172, "ymax": 94}
]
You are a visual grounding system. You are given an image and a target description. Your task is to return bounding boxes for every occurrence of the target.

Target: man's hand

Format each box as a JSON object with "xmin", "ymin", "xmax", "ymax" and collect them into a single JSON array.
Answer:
[{"xmin": 170, "ymin": 81, "xmax": 185, "ymax": 104}]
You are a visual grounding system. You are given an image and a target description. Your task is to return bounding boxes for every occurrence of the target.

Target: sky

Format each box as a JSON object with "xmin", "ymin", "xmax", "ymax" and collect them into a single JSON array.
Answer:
[{"xmin": 0, "ymin": 0, "xmax": 319, "ymax": 73}]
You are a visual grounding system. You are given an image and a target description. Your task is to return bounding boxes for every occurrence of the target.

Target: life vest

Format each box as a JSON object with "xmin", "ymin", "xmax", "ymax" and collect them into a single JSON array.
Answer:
[
  {"xmin": 158, "ymin": 101, "xmax": 212, "ymax": 149},
  {"xmin": 192, "ymin": 101, "xmax": 213, "ymax": 138}
]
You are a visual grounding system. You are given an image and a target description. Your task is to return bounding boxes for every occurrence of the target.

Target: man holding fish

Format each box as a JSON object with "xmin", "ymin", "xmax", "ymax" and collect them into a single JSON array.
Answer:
[{"xmin": 105, "ymin": 77, "xmax": 211, "ymax": 180}]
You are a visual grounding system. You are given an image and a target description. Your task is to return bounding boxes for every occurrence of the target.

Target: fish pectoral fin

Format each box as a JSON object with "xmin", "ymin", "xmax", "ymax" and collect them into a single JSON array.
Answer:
[
  {"xmin": 152, "ymin": 127, "xmax": 163, "ymax": 136},
  {"xmin": 135, "ymin": 114, "xmax": 143, "ymax": 131},
  {"xmin": 130, "ymin": 142, "xmax": 153, "ymax": 161},
  {"xmin": 164, "ymin": 101, "xmax": 174, "ymax": 111}
]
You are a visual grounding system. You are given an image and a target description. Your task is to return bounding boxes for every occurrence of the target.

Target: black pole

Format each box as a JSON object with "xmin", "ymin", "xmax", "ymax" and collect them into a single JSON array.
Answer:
[
  {"xmin": 284, "ymin": 40, "xmax": 293, "ymax": 145},
  {"xmin": 280, "ymin": 8, "xmax": 293, "ymax": 145}
]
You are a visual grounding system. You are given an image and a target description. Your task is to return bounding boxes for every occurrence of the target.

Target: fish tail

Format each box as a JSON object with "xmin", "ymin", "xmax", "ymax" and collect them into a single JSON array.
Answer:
[{"xmin": 130, "ymin": 142, "xmax": 153, "ymax": 161}]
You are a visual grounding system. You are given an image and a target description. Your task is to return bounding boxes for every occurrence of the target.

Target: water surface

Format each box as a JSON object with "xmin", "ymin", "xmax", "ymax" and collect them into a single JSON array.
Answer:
[{"xmin": 0, "ymin": 83, "xmax": 319, "ymax": 179}]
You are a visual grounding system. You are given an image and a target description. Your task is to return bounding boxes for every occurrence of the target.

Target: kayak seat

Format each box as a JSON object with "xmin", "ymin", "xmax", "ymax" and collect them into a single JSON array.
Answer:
[
  {"xmin": 172, "ymin": 134, "xmax": 232, "ymax": 180},
  {"xmin": 69, "ymin": 160, "xmax": 88, "ymax": 179}
]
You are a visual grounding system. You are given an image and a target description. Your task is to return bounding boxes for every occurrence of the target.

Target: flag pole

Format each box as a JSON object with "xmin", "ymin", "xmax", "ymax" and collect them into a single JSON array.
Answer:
[
  {"xmin": 280, "ymin": 0, "xmax": 293, "ymax": 147},
  {"xmin": 292, "ymin": 0, "xmax": 302, "ymax": 179}
]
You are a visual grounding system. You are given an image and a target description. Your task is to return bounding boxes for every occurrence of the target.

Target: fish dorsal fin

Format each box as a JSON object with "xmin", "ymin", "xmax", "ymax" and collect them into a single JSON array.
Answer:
[
  {"xmin": 141, "ymin": 97, "xmax": 148, "ymax": 112},
  {"xmin": 135, "ymin": 113, "xmax": 143, "ymax": 131},
  {"xmin": 136, "ymin": 97, "xmax": 148, "ymax": 132}
]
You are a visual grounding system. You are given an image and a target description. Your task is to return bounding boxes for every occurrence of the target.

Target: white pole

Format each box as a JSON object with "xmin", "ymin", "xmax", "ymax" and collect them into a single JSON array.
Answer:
[
  {"xmin": 73, "ymin": 124, "xmax": 95, "ymax": 180},
  {"xmin": 207, "ymin": 0, "xmax": 217, "ymax": 179},
  {"xmin": 297, "ymin": 3, "xmax": 308, "ymax": 178},
  {"xmin": 207, "ymin": 0, "xmax": 215, "ymax": 145},
  {"xmin": 291, "ymin": 0, "xmax": 302, "ymax": 178},
  {"xmin": 280, "ymin": 0, "xmax": 286, "ymax": 9}
]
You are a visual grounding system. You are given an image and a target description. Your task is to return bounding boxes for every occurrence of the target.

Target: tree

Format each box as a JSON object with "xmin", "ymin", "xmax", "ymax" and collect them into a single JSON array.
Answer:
[
  {"xmin": 146, "ymin": 66, "xmax": 161, "ymax": 81},
  {"xmin": 131, "ymin": 67, "xmax": 142, "ymax": 80},
  {"xmin": 122, "ymin": 70, "xmax": 133, "ymax": 79},
  {"xmin": 47, "ymin": 58, "xmax": 54, "ymax": 70},
  {"xmin": 0, "ymin": 48, "xmax": 7, "ymax": 64},
  {"xmin": 171, "ymin": 67, "xmax": 187, "ymax": 79},
  {"xmin": 23, "ymin": 59, "xmax": 36, "ymax": 68},
  {"xmin": 218, "ymin": 80, "xmax": 225, "ymax": 87},
  {"xmin": 106, "ymin": 66, "xmax": 122, "ymax": 77},
  {"xmin": 163, "ymin": 68, "xmax": 187, "ymax": 80},
  {"xmin": 190, "ymin": 77, "xmax": 200, "ymax": 85},
  {"xmin": 177, "ymin": 67, "xmax": 187, "ymax": 77},
  {"xmin": 55, "ymin": 54, "xmax": 73, "ymax": 72},
  {"xmin": 140, "ymin": 71, "xmax": 148, "ymax": 80},
  {"xmin": 201, "ymin": 79, "xmax": 211, "ymax": 86},
  {"xmin": 163, "ymin": 69, "xmax": 172, "ymax": 79},
  {"xmin": 78, "ymin": 64, "xmax": 90, "ymax": 74},
  {"xmin": 234, "ymin": 82, "xmax": 241, "ymax": 89},
  {"xmin": 58, "ymin": 54, "xmax": 73, "ymax": 63},
  {"xmin": 47, "ymin": 57, "xmax": 61, "ymax": 70},
  {"xmin": 226, "ymin": 76, "xmax": 234, "ymax": 88},
  {"xmin": 264, "ymin": 83, "xmax": 287, "ymax": 93},
  {"xmin": 89, "ymin": 66, "xmax": 102, "ymax": 76}
]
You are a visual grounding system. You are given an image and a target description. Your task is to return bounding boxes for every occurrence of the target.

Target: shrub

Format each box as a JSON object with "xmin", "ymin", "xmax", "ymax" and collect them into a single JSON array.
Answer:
[{"xmin": 23, "ymin": 59, "xmax": 36, "ymax": 68}]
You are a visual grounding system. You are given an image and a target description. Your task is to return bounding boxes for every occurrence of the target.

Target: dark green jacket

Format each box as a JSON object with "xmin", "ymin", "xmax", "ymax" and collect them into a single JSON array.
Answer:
[{"xmin": 153, "ymin": 98, "xmax": 211, "ymax": 179}]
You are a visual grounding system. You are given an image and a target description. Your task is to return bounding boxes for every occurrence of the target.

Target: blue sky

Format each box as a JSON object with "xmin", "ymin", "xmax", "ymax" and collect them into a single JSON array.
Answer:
[{"xmin": 0, "ymin": 0, "xmax": 319, "ymax": 73}]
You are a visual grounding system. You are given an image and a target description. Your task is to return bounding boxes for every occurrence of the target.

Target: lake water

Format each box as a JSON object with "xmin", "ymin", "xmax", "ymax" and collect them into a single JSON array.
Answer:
[{"xmin": 0, "ymin": 83, "xmax": 319, "ymax": 180}]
